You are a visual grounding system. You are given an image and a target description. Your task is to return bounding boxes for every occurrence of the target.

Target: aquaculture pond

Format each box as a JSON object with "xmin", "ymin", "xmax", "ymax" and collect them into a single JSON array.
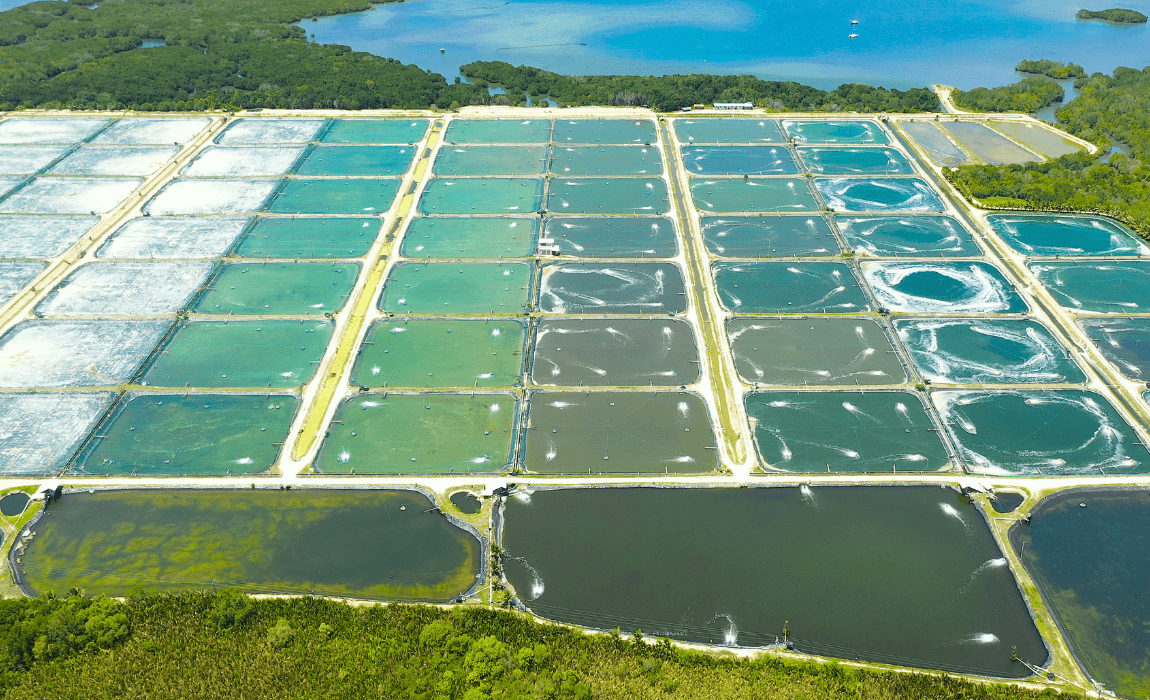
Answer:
[
  {"xmin": 380, "ymin": 262, "xmax": 532, "ymax": 315},
  {"xmin": 99, "ymin": 217, "xmax": 247, "ymax": 260},
  {"xmin": 547, "ymin": 178, "xmax": 669, "ymax": 215},
  {"xmin": 539, "ymin": 262, "xmax": 685, "ymax": 314},
  {"xmin": 433, "ymin": 145, "xmax": 549, "ymax": 177},
  {"xmin": 317, "ymin": 393, "xmax": 516, "ymax": 474},
  {"xmin": 0, "ymin": 392, "xmax": 113, "ymax": 475},
  {"xmin": 713, "ymin": 262, "xmax": 869, "ymax": 314},
  {"xmin": 862, "ymin": 262, "xmax": 1027, "ymax": 314},
  {"xmin": 402, "ymin": 217, "xmax": 537, "ymax": 259},
  {"xmin": 1030, "ymin": 262, "xmax": 1150, "ymax": 313},
  {"xmin": 0, "ymin": 491, "xmax": 29, "ymax": 517},
  {"xmin": 551, "ymin": 119, "xmax": 657, "ymax": 145},
  {"xmin": 550, "ymin": 146, "xmax": 662, "ymax": 176},
  {"xmin": 1012, "ymin": 488, "xmax": 1150, "ymax": 698},
  {"xmin": 444, "ymin": 119, "xmax": 552, "ymax": 144},
  {"xmin": 532, "ymin": 318, "xmax": 699, "ymax": 386},
  {"xmin": 987, "ymin": 214, "xmax": 1148, "ymax": 257},
  {"xmin": 940, "ymin": 122, "xmax": 1037, "ymax": 166},
  {"xmin": 728, "ymin": 318, "xmax": 906, "ymax": 386},
  {"xmin": 502, "ymin": 486, "xmax": 1045, "ymax": 677},
  {"xmin": 989, "ymin": 121, "xmax": 1081, "ymax": 159},
  {"xmin": 419, "ymin": 178, "xmax": 543, "ymax": 215},
  {"xmin": 836, "ymin": 215, "xmax": 979, "ymax": 257},
  {"xmin": 18, "ymin": 489, "xmax": 480, "ymax": 601},
  {"xmin": 934, "ymin": 390, "xmax": 1149, "ymax": 476},
  {"xmin": 990, "ymin": 491, "xmax": 1025, "ymax": 513},
  {"xmin": 690, "ymin": 178, "xmax": 817, "ymax": 213},
  {"xmin": 351, "ymin": 318, "xmax": 526, "ymax": 388},
  {"xmin": 78, "ymin": 393, "xmax": 299, "ymax": 476},
  {"xmin": 746, "ymin": 391, "xmax": 950, "ymax": 473},
  {"xmin": 796, "ymin": 148, "xmax": 914, "ymax": 175},
  {"xmin": 701, "ymin": 215, "xmax": 838, "ymax": 257},
  {"xmin": 815, "ymin": 178, "xmax": 945, "ymax": 213},
  {"xmin": 295, "ymin": 145, "xmax": 415, "ymax": 177},
  {"xmin": 681, "ymin": 146, "xmax": 799, "ymax": 175},
  {"xmin": 524, "ymin": 392, "xmax": 715, "ymax": 473},
  {"xmin": 782, "ymin": 120, "xmax": 889, "ymax": 144},
  {"xmin": 673, "ymin": 119, "xmax": 784, "ymax": 144},
  {"xmin": 1080, "ymin": 318, "xmax": 1150, "ymax": 381},
  {"xmin": 450, "ymin": 490, "xmax": 482, "ymax": 514},
  {"xmin": 543, "ymin": 216, "xmax": 677, "ymax": 258},
  {"xmin": 265, "ymin": 178, "xmax": 401, "ymax": 215},
  {"xmin": 900, "ymin": 122, "xmax": 972, "ymax": 167},
  {"xmin": 0, "ymin": 319, "xmax": 170, "ymax": 389},
  {"xmin": 194, "ymin": 262, "xmax": 359, "ymax": 315},
  {"xmin": 235, "ymin": 217, "xmax": 381, "ymax": 259},
  {"xmin": 141, "ymin": 320, "xmax": 331, "ymax": 389},
  {"xmin": 320, "ymin": 118, "xmax": 429, "ymax": 144},
  {"xmin": 895, "ymin": 319, "xmax": 1084, "ymax": 385}
]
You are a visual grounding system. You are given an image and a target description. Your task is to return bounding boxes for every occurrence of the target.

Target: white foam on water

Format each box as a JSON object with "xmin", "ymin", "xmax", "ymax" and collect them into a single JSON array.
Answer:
[
  {"xmin": 899, "ymin": 319, "xmax": 1072, "ymax": 383},
  {"xmin": 217, "ymin": 118, "xmax": 325, "ymax": 144},
  {"xmin": 1, "ymin": 177, "xmax": 143, "ymax": 214},
  {"xmin": 99, "ymin": 216, "xmax": 249, "ymax": 259},
  {"xmin": 0, "ymin": 145, "xmax": 72, "ymax": 175},
  {"xmin": 183, "ymin": 146, "xmax": 306, "ymax": 177},
  {"xmin": 235, "ymin": 457, "xmax": 255, "ymax": 465},
  {"xmin": 863, "ymin": 262, "xmax": 1017, "ymax": 314},
  {"xmin": 49, "ymin": 145, "xmax": 179, "ymax": 177},
  {"xmin": 959, "ymin": 633, "xmax": 1000, "ymax": 645},
  {"xmin": 36, "ymin": 261, "xmax": 214, "ymax": 316},
  {"xmin": 0, "ymin": 215, "xmax": 100, "ymax": 258},
  {"xmin": 145, "ymin": 178, "xmax": 278, "ymax": 215},
  {"xmin": 0, "ymin": 319, "xmax": 170, "ymax": 388},
  {"xmin": 816, "ymin": 177, "xmax": 941, "ymax": 212},
  {"xmin": 0, "ymin": 118, "xmax": 110, "ymax": 144},
  {"xmin": 0, "ymin": 392, "xmax": 114, "ymax": 474},
  {"xmin": 91, "ymin": 117, "xmax": 212, "ymax": 145},
  {"xmin": 337, "ymin": 450, "xmax": 351, "ymax": 463}
]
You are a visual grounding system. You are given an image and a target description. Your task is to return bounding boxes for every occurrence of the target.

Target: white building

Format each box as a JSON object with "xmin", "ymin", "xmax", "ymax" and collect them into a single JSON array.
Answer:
[{"xmin": 713, "ymin": 102, "xmax": 754, "ymax": 110}]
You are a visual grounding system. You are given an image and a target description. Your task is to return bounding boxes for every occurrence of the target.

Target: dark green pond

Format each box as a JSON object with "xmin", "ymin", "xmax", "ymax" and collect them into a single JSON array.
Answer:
[
  {"xmin": 543, "ymin": 216, "xmax": 677, "ymax": 258},
  {"xmin": 1, "ymin": 491, "xmax": 29, "ymax": 516},
  {"xmin": 1011, "ymin": 488, "xmax": 1150, "ymax": 697},
  {"xmin": 20, "ymin": 489, "xmax": 480, "ymax": 601},
  {"xmin": 701, "ymin": 215, "xmax": 839, "ymax": 257},
  {"xmin": 503, "ymin": 486, "xmax": 1046, "ymax": 677},
  {"xmin": 1080, "ymin": 318, "xmax": 1150, "ymax": 381},
  {"xmin": 539, "ymin": 263, "xmax": 686, "ymax": 314},
  {"xmin": 532, "ymin": 318, "xmax": 699, "ymax": 386},
  {"xmin": 713, "ymin": 262, "xmax": 869, "ymax": 314},
  {"xmin": 450, "ymin": 490, "xmax": 482, "ymax": 514},
  {"xmin": 990, "ymin": 491, "xmax": 1025, "ymax": 513}
]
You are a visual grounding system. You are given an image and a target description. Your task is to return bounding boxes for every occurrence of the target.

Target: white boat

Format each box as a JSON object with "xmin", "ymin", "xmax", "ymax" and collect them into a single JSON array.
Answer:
[{"xmin": 849, "ymin": 33, "xmax": 858, "ymax": 38}]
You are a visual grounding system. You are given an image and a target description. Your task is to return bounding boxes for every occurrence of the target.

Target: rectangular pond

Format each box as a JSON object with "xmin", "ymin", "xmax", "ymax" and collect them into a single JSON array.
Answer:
[
  {"xmin": 217, "ymin": 118, "xmax": 325, "ymax": 144},
  {"xmin": 551, "ymin": 119, "xmax": 657, "ymax": 145},
  {"xmin": 690, "ymin": 178, "xmax": 817, "ymax": 213},
  {"xmin": 144, "ymin": 178, "xmax": 278, "ymax": 215},
  {"xmin": 524, "ymin": 391, "xmax": 715, "ymax": 473},
  {"xmin": 183, "ymin": 146, "xmax": 305, "ymax": 177},
  {"xmin": 532, "ymin": 318, "xmax": 699, "ymax": 386},
  {"xmin": 674, "ymin": 118, "xmax": 784, "ymax": 144},
  {"xmin": 862, "ymin": 262, "xmax": 1027, "ymax": 314},
  {"xmin": 987, "ymin": 214, "xmax": 1149, "ymax": 257},
  {"xmin": 701, "ymin": 215, "xmax": 838, "ymax": 257},
  {"xmin": 550, "ymin": 146, "xmax": 662, "ymax": 176},
  {"xmin": 379, "ymin": 261, "xmax": 532, "ymax": 315},
  {"xmin": 17, "ymin": 489, "xmax": 479, "ymax": 601},
  {"xmin": 265, "ymin": 178, "xmax": 401, "ymax": 215},
  {"xmin": 99, "ymin": 216, "xmax": 248, "ymax": 260},
  {"xmin": 933, "ymin": 390, "xmax": 1149, "ymax": 476},
  {"xmin": 235, "ymin": 217, "xmax": 381, "ymax": 259},
  {"xmin": 940, "ymin": 122, "xmax": 1038, "ymax": 165},
  {"xmin": 836, "ymin": 215, "xmax": 980, "ymax": 257},
  {"xmin": 713, "ymin": 261, "xmax": 869, "ymax": 314},
  {"xmin": 815, "ymin": 178, "xmax": 946, "ymax": 213},
  {"xmin": 351, "ymin": 318, "xmax": 526, "ymax": 388},
  {"xmin": 0, "ymin": 261, "xmax": 46, "ymax": 307},
  {"xmin": 502, "ymin": 486, "xmax": 1045, "ymax": 677},
  {"xmin": 797, "ymin": 147, "xmax": 915, "ymax": 175},
  {"xmin": 1011, "ymin": 488, "xmax": 1150, "ymax": 698},
  {"xmin": 294, "ymin": 145, "xmax": 417, "ymax": 177},
  {"xmin": 0, "ymin": 318, "xmax": 171, "ymax": 389},
  {"xmin": 1030, "ymin": 261, "xmax": 1150, "ymax": 313},
  {"xmin": 989, "ymin": 121, "xmax": 1082, "ymax": 159},
  {"xmin": 746, "ymin": 391, "xmax": 951, "ymax": 472},
  {"xmin": 401, "ymin": 216, "xmax": 537, "ymax": 259},
  {"xmin": 1, "ymin": 177, "xmax": 143, "ymax": 215},
  {"xmin": 539, "ymin": 262, "xmax": 686, "ymax": 314},
  {"xmin": 36, "ymin": 261, "xmax": 214, "ymax": 317},
  {"xmin": 77, "ymin": 393, "xmax": 299, "ymax": 476},
  {"xmin": 419, "ymin": 178, "xmax": 544, "ymax": 215},
  {"xmin": 194, "ymin": 262, "xmax": 359, "ymax": 316},
  {"xmin": 895, "ymin": 319, "xmax": 1084, "ymax": 385},
  {"xmin": 444, "ymin": 119, "xmax": 552, "ymax": 144},
  {"xmin": 434, "ymin": 145, "xmax": 548, "ymax": 177},
  {"xmin": 681, "ymin": 146, "xmax": 799, "ymax": 175},
  {"xmin": 320, "ymin": 119, "xmax": 430, "ymax": 144},
  {"xmin": 0, "ymin": 392, "xmax": 113, "ymax": 475},
  {"xmin": 0, "ymin": 215, "xmax": 99, "ymax": 258},
  {"xmin": 728, "ymin": 317, "xmax": 906, "ymax": 386},
  {"xmin": 547, "ymin": 178, "xmax": 669, "ymax": 215},
  {"xmin": 543, "ymin": 216, "xmax": 677, "ymax": 258},
  {"xmin": 317, "ymin": 393, "xmax": 516, "ymax": 474},
  {"xmin": 47, "ymin": 145, "xmax": 177, "ymax": 177},
  {"xmin": 1080, "ymin": 317, "xmax": 1150, "ymax": 381},
  {"xmin": 140, "ymin": 320, "xmax": 332, "ymax": 389},
  {"xmin": 900, "ymin": 121, "xmax": 972, "ymax": 167},
  {"xmin": 782, "ymin": 120, "xmax": 889, "ymax": 145},
  {"xmin": 0, "ymin": 145, "xmax": 71, "ymax": 176}
]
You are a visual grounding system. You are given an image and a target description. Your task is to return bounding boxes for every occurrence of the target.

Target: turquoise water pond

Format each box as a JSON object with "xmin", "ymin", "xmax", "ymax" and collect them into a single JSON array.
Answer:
[
  {"xmin": 713, "ymin": 262, "xmax": 869, "ymax": 313},
  {"xmin": 1031, "ymin": 262, "xmax": 1150, "ymax": 313},
  {"xmin": 836, "ymin": 215, "xmax": 979, "ymax": 257},
  {"xmin": 701, "ymin": 215, "xmax": 838, "ymax": 257},
  {"xmin": 543, "ymin": 216, "xmax": 677, "ymax": 258},
  {"xmin": 682, "ymin": 146, "xmax": 799, "ymax": 175},
  {"xmin": 988, "ymin": 214, "xmax": 1149, "ymax": 257}
]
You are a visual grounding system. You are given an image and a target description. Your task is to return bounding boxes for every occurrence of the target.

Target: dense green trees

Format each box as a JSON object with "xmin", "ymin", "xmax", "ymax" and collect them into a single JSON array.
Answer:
[
  {"xmin": 952, "ymin": 78, "xmax": 1065, "ymax": 113},
  {"xmin": 0, "ymin": 591, "xmax": 1079, "ymax": 699},
  {"xmin": 460, "ymin": 61, "xmax": 939, "ymax": 112},
  {"xmin": 1015, "ymin": 60, "xmax": 1086, "ymax": 79},
  {"xmin": 0, "ymin": 593, "xmax": 129, "ymax": 684},
  {"xmin": 1077, "ymin": 8, "xmax": 1148, "ymax": 23}
]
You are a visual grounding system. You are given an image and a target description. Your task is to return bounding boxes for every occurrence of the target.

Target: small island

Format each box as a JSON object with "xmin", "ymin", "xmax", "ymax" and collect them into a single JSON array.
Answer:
[
  {"xmin": 1015, "ymin": 59, "xmax": 1086, "ymax": 79},
  {"xmin": 1077, "ymin": 8, "xmax": 1148, "ymax": 23}
]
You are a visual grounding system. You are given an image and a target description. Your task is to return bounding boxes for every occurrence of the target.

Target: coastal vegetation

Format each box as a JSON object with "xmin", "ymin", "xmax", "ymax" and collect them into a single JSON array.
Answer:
[
  {"xmin": 947, "ymin": 65, "xmax": 1150, "ymax": 237},
  {"xmin": 1076, "ymin": 8, "xmax": 1148, "ymax": 23},
  {"xmin": 0, "ymin": 591, "xmax": 1082, "ymax": 699},
  {"xmin": 1015, "ymin": 60, "xmax": 1086, "ymax": 80},
  {"xmin": 952, "ymin": 78, "xmax": 1065, "ymax": 113}
]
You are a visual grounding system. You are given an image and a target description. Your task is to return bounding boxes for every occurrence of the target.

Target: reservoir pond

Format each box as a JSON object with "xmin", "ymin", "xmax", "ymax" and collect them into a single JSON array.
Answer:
[{"xmin": 502, "ymin": 486, "xmax": 1045, "ymax": 676}]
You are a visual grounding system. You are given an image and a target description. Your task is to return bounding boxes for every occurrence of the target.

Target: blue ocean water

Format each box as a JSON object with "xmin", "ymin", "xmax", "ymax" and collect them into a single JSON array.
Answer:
[{"xmin": 300, "ymin": 0, "xmax": 1150, "ymax": 89}]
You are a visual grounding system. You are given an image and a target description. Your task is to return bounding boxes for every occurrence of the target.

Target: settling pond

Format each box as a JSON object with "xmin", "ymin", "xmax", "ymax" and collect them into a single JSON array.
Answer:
[
  {"xmin": 16, "ymin": 489, "xmax": 480, "ymax": 601},
  {"xmin": 502, "ymin": 486, "xmax": 1046, "ymax": 677}
]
